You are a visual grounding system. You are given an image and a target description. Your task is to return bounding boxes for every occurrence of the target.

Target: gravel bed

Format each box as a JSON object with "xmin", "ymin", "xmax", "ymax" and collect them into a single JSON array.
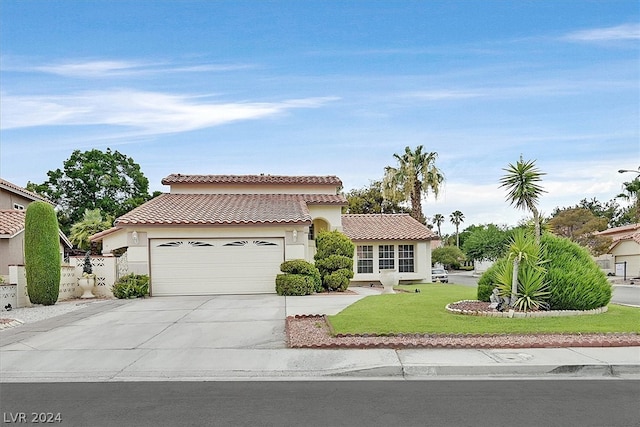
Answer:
[
  {"xmin": 286, "ymin": 315, "xmax": 640, "ymax": 349},
  {"xmin": 0, "ymin": 299, "xmax": 110, "ymax": 326}
]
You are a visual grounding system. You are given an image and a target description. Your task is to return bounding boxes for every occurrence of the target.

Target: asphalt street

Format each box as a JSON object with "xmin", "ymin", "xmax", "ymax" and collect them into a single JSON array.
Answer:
[{"xmin": 1, "ymin": 380, "xmax": 638, "ymax": 427}]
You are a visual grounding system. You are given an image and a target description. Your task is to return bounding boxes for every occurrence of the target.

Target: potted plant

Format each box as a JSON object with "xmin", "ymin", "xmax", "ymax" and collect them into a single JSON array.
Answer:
[{"xmin": 77, "ymin": 251, "xmax": 96, "ymax": 298}]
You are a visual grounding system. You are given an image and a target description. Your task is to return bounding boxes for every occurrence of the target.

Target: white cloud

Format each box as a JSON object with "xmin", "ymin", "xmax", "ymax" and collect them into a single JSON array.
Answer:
[
  {"xmin": 564, "ymin": 23, "xmax": 640, "ymax": 42},
  {"xmin": 3, "ymin": 58, "xmax": 257, "ymax": 78},
  {"xmin": 0, "ymin": 90, "xmax": 339, "ymax": 134}
]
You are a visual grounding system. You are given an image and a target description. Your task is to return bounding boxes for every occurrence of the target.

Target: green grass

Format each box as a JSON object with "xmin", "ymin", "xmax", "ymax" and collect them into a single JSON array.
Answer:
[{"xmin": 328, "ymin": 284, "xmax": 640, "ymax": 335}]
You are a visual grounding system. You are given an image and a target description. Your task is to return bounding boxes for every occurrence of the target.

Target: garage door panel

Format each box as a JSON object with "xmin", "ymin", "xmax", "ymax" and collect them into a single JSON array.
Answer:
[{"xmin": 150, "ymin": 238, "xmax": 284, "ymax": 295}]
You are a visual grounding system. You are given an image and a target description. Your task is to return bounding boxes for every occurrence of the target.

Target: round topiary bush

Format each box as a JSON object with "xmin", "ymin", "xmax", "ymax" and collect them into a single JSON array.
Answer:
[
  {"xmin": 275, "ymin": 273, "xmax": 315, "ymax": 296},
  {"xmin": 24, "ymin": 201, "xmax": 61, "ymax": 305},
  {"xmin": 279, "ymin": 259, "xmax": 322, "ymax": 292},
  {"xmin": 477, "ymin": 233, "xmax": 611, "ymax": 310},
  {"xmin": 314, "ymin": 231, "xmax": 355, "ymax": 292},
  {"xmin": 541, "ymin": 233, "xmax": 611, "ymax": 310}
]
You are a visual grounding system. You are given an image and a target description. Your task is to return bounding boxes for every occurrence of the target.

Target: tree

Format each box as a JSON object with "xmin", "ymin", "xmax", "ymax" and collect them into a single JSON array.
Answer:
[
  {"xmin": 548, "ymin": 207, "xmax": 610, "ymax": 255},
  {"xmin": 27, "ymin": 148, "xmax": 152, "ymax": 234},
  {"xmin": 499, "ymin": 156, "xmax": 546, "ymax": 243},
  {"xmin": 314, "ymin": 231, "xmax": 355, "ymax": 291},
  {"xmin": 617, "ymin": 177, "xmax": 640, "ymax": 224},
  {"xmin": 382, "ymin": 145, "xmax": 444, "ymax": 224},
  {"xmin": 24, "ymin": 201, "xmax": 61, "ymax": 305},
  {"xmin": 70, "ymin": 209, "xmax": 113, "ymax": 252},
  {"xmin": 431, "ymin": 246, "xmax": 466, "ymax": 270},
  {"xmin": 462, "ymin": 224, "xmax": 511, "ymax": 262},
  {"xmin": 344, "ymin": 180, "xmax": 410, "ymax": 214},
  {"xmin": 449, "ymin": 210, "xmax": 464, "ymax": 247},
  {"xmin": 432, "ymin": 213, "xmax": 445, "ymax": 236}
]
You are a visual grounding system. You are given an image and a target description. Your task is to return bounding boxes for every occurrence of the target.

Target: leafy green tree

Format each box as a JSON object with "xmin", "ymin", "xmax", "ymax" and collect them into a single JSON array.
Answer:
[
  {"xmin": 462, "ymin": 224, "xmax": 511, "ymax": 262},
  {"xmin": 431, "ymin": 246, "xmax": 466, "ymax": 270},
  {"xmin": 344, "ymin": 180, "xmax": 410, "ymax": 214},
  {"xmin": 449, "ymin": 210, "xmax": 464, "ymax": 247},
  {"xmin": 70, "ymin": 209, "xmax": 113, "ymax": 252},
  {"xmin": 24, "ymin": 201, "xmax": 60, "ymax": 305},
  {"xmin": 314, "ymin": 231, "xmax": 355, "ymax": 291},
  {"xmin": 382, "ymin": 145, "xmax": 444, "ymax": 224},
  {"xmin": 499, "ymin": 156, "xmax": 546, "ymax": 243},
  {"xmin": 432, "ymin": 213, "xmax": 445, "ymax": 236},
  {"xmin": 548, "ymin": 208, "xmax": 610, "ymax": 255},
  {"xmin": 27, "ymin": 148, "xmax": 152, "ymax": 234}
]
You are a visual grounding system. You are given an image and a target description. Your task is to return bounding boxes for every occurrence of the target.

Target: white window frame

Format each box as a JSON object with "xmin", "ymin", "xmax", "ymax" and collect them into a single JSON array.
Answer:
[
  {"xmin": 398, "ymin": 244, "xmax": 415, "ymax": 273},
  {"xmin": 357, "ymin": 245, "xmax": 374, "ymax": 274}
]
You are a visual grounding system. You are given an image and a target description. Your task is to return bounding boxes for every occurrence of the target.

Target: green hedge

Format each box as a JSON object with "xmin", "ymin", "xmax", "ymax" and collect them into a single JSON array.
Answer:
[
  {"xmin": 275, "ymin": 274, "xmax": 316, "ymax": 296},
  {"xmin": 314, "ymin": 231, "xmax": 355, "ymax": 292},
  {"xmin": 542, "ymin": 234, "xmax": 611, "ymax": 310},
  {"xmin": 112, "ymin": 274, "xmax": 149, "ymax": 299},
  {"xmin": 477, "ymin": 234, "xmax": 612, "ymax": 310},
  {"xmin": 280, "ymin": 259, "xmax": 322, "ymax": 292},
  {"xmin": 24, "ymin": 201, "xmax": 60, "ymax": 305}
]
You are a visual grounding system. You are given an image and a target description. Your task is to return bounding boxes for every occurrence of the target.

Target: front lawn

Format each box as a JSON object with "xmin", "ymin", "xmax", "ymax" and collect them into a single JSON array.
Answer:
[{"xmin": 328, "ymin": 284, "xmax": 640, "ymax": 335}]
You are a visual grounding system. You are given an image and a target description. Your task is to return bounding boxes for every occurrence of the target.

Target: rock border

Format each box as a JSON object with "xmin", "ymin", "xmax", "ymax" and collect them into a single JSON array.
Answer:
[{"xmin": 445, "ymin": 300, "xmax": 608, "ymax": 318}]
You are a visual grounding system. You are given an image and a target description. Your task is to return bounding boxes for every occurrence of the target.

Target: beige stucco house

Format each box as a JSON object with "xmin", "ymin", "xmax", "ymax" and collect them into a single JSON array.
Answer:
[
  {"xmin": 597, "ymin": 224, "xmax": 640, "ymax": 279},
  {"xmin": 0, "ymin": 178, "xmax": 72, "ymax": 280},
  {"xmin": 91, "ymin": 174, "xmax": 436, "ymax": 296}
]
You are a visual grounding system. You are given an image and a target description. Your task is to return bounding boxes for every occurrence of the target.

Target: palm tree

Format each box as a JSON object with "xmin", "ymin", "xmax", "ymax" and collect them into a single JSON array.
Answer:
[
  {"xmin": 70, "ymin": 209, "xmax": 112, "ymax": 251},
  {"xmin": 382, "ymin": 145, "xmax": 444, "ymax": 224},
  {"xmin": 499, "ymin": 156, "xmax": 546, "ymax": 243},
  {"xmin": 617, "ymin": 177, "xmax": 640, "ymax": 223},
  {"xmin": 432, "ymin": 213, "xmax": 445, "ymax": 236},
  {"xmin": 450, "ymin": 210, "xmax": 464, "ymax": 247}
]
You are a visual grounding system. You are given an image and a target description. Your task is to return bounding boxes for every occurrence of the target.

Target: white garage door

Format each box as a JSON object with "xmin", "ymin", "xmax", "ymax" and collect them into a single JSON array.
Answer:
[{"xmin": 150, "ymin": 238, "xmax": 284, "ymax": 295}]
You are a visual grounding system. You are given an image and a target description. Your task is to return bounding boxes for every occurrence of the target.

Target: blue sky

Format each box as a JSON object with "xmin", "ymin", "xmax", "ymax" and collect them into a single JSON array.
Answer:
[{"xmin": 1, "ymin": 1, "xmax": 638, "ymax": 235}]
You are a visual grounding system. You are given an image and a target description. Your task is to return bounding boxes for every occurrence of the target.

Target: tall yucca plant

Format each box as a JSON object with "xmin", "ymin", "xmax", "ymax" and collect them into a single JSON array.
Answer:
[
  {"xmin": 499, "ymin": 156, "xmax": 546, "ymax": 243},
  {"xmin": 25, "ymin": 201, "xmax": 61, "ymax": 305},
  {"xmin": 506, "ymin": 230, "xmax": 541, "ymax": 306}
]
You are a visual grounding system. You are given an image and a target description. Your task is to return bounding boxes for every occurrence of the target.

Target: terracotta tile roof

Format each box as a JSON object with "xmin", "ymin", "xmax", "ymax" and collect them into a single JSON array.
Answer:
[
  {"xmin": 301, "ymin": 194, "xmax": 348, "ymax": 205},
  {"xmin": 161, "ymin": 174, "xmax": 342, "ymax": 186},
  {"xmin": 0, "ymin": 178, "xmax": 52, "ymax": 204},
  {"xmin": 598, "ymin": 223, "xmax": 640, "ymax": 237},
  {"xmin": 114, "ymin": 193, "xmax": 347, "ymax": 226},
  {"xmin": 0, "ymin": 209, "xmax": 26, "ymax": 237},
  {"xmin": 89, "ymin": 226, "xmax": 123, "ymax": 241},
  {"xmin": 341, "ymin": 214, "xmax": 437, "ymax": 241}
]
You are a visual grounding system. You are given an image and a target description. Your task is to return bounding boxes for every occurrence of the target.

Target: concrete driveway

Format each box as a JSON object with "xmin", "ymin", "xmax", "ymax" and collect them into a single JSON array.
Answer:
[{"xmin": 1, "ymin": 291, "xmax": 374, "ymax": 352}]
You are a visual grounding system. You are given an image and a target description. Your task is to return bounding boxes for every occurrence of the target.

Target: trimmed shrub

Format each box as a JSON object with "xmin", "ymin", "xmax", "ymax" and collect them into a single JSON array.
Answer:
[
  {"xmin": 323, "ymin": 269, "xmax": 353, "ymax": 292},
  {"xmin": 542, "ymin": 233, "xmax": 611, "ymax": 310},
  {"xmin": 275, "ymin": 274, "xmax": 315, "ymax": 296},
  {"xmin": 476, "ymin": 234, "xmax": 612, "ymax": 310},
  {"xmin": 24, "ymin": 201, "xmax": 60, "ymax": 305},
  {"xmin": 278, "ymin": 259, "xmax": 322, "ymax": 294},
  {"xmin": 112, "ymin": 274, "xmax": 149, "ymax": 299},
  {"xmin": 477, "ymin": 258, "xmax": 509, "ymax": 301},
  {"xmin": 314, "ymin": 231, "xmax": 355, "ymax": 292}
]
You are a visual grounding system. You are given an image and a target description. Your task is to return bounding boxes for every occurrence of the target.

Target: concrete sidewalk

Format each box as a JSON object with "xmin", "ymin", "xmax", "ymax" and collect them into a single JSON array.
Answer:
[{"xmin": 1, "ymin": 291, "xmax": 639, "ymax": 382}]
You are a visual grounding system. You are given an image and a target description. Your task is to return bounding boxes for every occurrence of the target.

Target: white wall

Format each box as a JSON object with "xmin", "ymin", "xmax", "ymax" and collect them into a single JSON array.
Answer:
[{"xmin": 351, "ymin": 240, "xmax": 430, "ymax": 283}]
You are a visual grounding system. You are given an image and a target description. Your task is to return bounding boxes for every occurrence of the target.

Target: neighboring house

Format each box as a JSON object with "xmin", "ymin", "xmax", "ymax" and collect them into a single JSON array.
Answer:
[
  {"xmin": 0, "ymin": 178, "xmax": 73, "ymax": 279},
  {"xmin": 91, "ymin": 174, "xmax": 436, "ymax": 296},
  {"xmin": 342, "ymin": 214, "xmax": 435, "ymax": 283},
  {"xmin": 597, "ymin": 224, "xmax": 640, "ymax": 279}
]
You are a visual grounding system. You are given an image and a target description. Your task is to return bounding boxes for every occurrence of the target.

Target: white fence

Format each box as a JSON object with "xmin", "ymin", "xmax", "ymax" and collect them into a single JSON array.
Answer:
[{"xmin": 3, "ymin": 256, "xmax": 118, "ymax": 310}]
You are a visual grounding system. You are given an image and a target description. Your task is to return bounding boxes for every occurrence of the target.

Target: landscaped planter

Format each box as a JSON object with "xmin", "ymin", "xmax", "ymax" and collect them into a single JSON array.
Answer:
[{"xmin": 77, "ymin": 277, "xmax": 96, "ymax": 299}]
